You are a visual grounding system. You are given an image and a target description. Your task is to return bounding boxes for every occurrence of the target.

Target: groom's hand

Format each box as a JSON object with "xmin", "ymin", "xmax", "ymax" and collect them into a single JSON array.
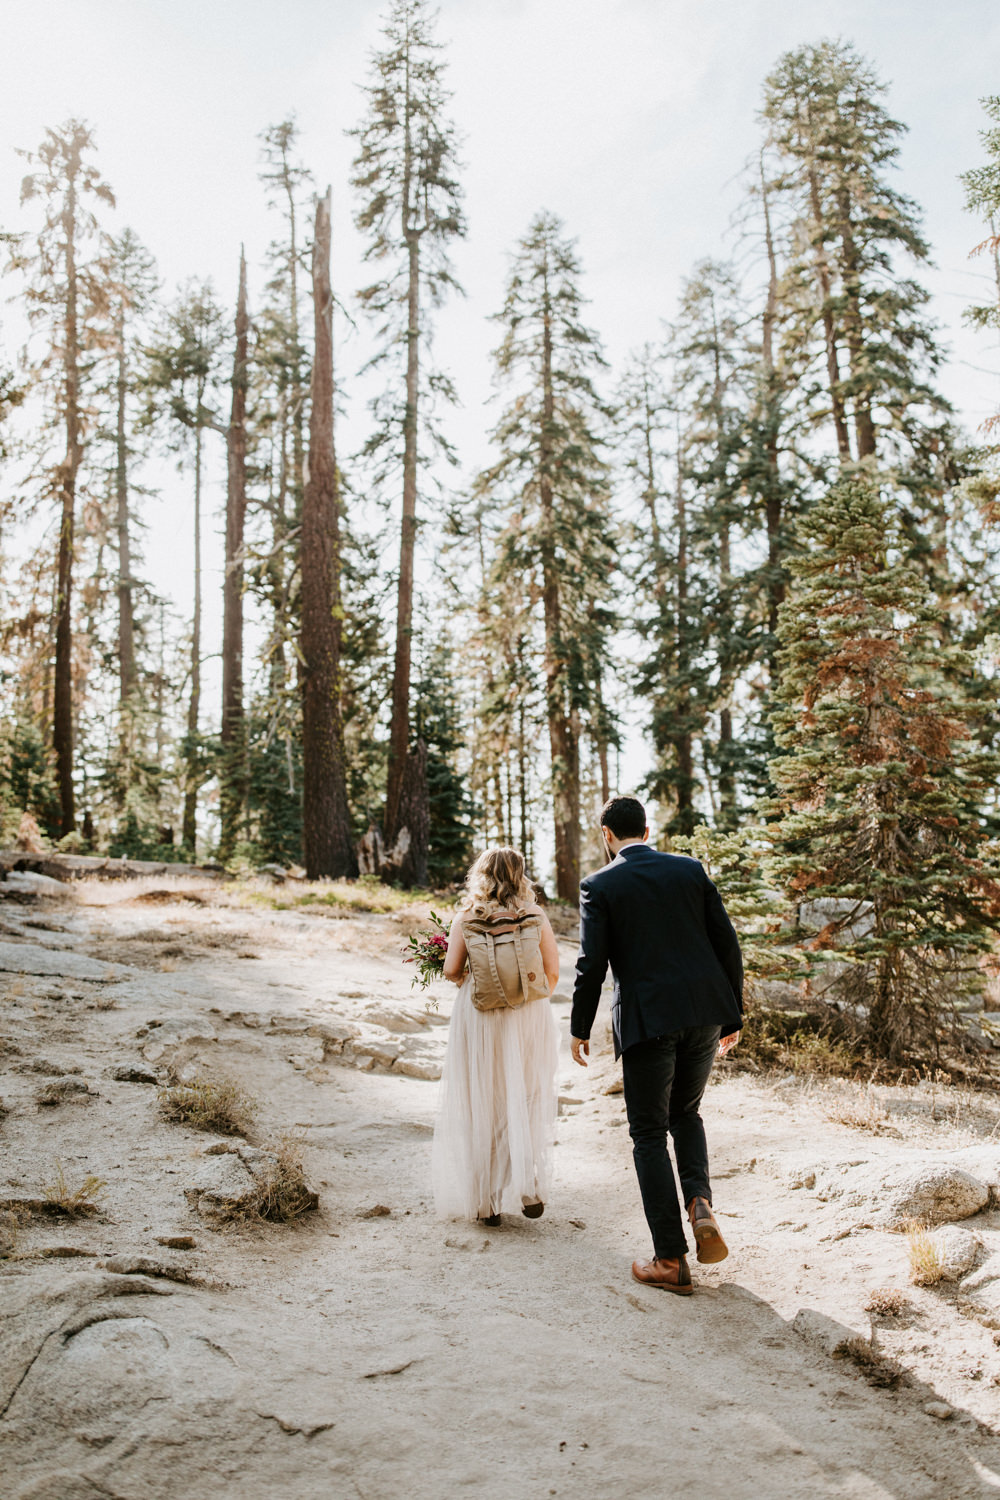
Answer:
[
  {"xmin": 571, "ymin": 1037, "xmax": 589, "ymax": 1067},
  {"xmin": 718, "ymin": 1030, "xmax": 741, "ymax": 1058}
]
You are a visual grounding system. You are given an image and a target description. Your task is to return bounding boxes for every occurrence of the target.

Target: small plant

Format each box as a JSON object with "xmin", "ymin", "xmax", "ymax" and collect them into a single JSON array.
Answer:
[
  {"xmin": 159, "ymin": 1074, "xmax": 258, "ymax": 1137},
  {"xmin": 841, "ymin": 1335, "xmax": 904, "ymax": 1388},
  {"xmin": 905, "ymin": 1220, "xmax": 945, "ymax": 1286},
  {"xmin": 826, "ymin": 1091, "xmax": 893, "ymax": 1134},
  {"xmin": 42, "ymin": 1163, "xmax": 106, "ymax": 1218},
  {"xmin": 864, "ymin": 1287, "xmax": 909, "ymax": 1317}
]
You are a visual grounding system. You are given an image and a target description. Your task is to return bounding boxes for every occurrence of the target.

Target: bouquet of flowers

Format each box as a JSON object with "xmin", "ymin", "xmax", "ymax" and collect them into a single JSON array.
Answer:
[{"xmin": 402, "ymin": 911, "xmax": 451, "ymax": 990}]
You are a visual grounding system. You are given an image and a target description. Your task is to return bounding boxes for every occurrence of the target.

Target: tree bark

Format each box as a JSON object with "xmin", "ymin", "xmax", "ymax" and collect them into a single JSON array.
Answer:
[
  {"xmin": 219, "ymin": 251, "xmax": 250, "ymax": 863},
  {"xmin": 115, "ymin": 303, "xmax": 137, "ymax": 725},
  {"xmin": 181, "ymin": 420, "xmax": 203, "ymax": 852},
  {"xmin": 807, "ymin": 162, "xmax": 852, "ymax": 463},
  {"xmin": 53, "ymin": 154, "xmax": 81, "ymax": 836},
  {"xmin": 300, "ymin": 189, "xmax": 357, "ymax": 880},
  {"xmin": 382, "ymin": 47, "xmax": 430, "ymax": 886},
  {"xmin": 759, "ymin": 158, "xmax": 786, "ymax": 670}
]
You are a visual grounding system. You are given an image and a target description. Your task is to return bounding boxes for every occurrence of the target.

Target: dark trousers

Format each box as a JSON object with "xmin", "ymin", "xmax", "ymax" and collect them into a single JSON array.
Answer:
[{"xmin": 621, "ymin": 1025, "xmax": 721, "ymax": 1260}]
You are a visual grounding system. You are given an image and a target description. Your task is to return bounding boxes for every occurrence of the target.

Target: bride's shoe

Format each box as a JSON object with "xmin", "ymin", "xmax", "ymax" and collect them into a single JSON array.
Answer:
[
  {"xmin": 521, "ymin": 1197, "xmax": 544, "ymax": 1219},
  {"xmin": 478, "ymin": 1211, "xmax": 502, "ymax": 1227},
  {"xmin": 688, "ymin": 1196, "xmax": 728, "ymax": 1263}
]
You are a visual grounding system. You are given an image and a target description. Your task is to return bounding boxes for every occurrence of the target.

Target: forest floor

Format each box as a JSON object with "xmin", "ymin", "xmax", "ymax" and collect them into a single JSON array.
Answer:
[{"xmin": 4, "ymin": 871, "xmax": 1000, "ymax": 1498}]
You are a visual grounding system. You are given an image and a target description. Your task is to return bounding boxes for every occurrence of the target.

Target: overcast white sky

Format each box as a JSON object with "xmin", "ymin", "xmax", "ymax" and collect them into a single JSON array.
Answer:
[{"xmin": 2, "ymin": 0, "xmax": 1000, "ymax": 799}]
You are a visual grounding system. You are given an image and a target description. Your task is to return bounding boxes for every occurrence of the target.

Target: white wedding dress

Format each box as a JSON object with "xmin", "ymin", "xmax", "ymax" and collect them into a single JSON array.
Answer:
[{"xmin": 432, "ymin": 975, "xmax": 560, "ymax": 1220}]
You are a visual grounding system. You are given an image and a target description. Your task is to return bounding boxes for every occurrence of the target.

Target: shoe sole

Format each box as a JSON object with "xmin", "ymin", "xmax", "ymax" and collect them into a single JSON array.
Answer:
[
  {"xmin": 631, "ymin": 1269, "xmax": 694, "ymax": 1295},
  {"xmin": 693, "ymin": 1223, "xmax": 729, "ymax": 1264},
  {"xmin": 522, "ymin": 1202, "xmax": 544, "ymax": 1219}
]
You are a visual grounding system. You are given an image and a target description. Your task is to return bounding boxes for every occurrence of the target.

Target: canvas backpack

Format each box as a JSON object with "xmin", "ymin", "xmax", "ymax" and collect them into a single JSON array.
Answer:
[{"xmin": 462, "ymin": 908, "xmax": 550, "ymax": 1012}]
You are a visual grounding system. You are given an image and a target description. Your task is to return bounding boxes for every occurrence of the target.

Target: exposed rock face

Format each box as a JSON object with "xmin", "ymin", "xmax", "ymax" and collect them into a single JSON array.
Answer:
[{"xmin": 866, "ymin": 1165, "xmax": 989, "ymax": 1230}]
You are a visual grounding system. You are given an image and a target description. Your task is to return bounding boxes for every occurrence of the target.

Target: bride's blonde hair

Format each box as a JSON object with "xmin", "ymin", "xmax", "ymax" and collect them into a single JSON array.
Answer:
[{"xmin": 459, "ymin": 847, "xmax": 534, "ymax": 916}]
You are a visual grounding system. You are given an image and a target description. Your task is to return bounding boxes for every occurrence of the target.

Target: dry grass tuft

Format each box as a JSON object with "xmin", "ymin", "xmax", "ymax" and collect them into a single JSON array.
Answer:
[
  {"xmin": 864, "ymin": 1287, "xmax": 909, "ymax": 1317},
  {"xmin": 826, "ymin": 1091, "xmax": 894, "ymax": 1134},
  {"xmin": 42, "ymin": 1163, "xmax": 106, "ymax": 1218},
  {"xmin": 904, "ymin": 1220, "xmax": 945, "ymax": 1286},
  {"xmin": 841, "ymin": 1335, "xmax": 905, "ymax": 1388},
  {"xmin": 159, "ymin": 1074, "xmax": 258, "ymax": 1137},
  {"xmin": 211, "ymin": 1135, "xmax": 319, "ymax": 1225},
  {"xmin": 91, "ymin": 991, "xmax": 119, "ymax": 1011},
  {"xmin": 245, "ymin": 1134, "xmax": 319, "ymax": 1223},
  {"xmin": 0, "ymin": 1207, "xmax": 19, "ymax": 1256}
]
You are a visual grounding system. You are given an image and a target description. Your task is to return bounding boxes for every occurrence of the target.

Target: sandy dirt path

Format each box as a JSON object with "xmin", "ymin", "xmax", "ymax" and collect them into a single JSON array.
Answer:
[{"xmin": 3, "ymin": 879, "xmax": 1000, "ymax": 1499}]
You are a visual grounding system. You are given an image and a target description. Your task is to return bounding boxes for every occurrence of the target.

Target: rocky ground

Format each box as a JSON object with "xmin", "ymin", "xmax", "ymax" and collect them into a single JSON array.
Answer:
[{"xmin": 3, "ymin": 869, "xmax": 1000, "ymax": 1499}]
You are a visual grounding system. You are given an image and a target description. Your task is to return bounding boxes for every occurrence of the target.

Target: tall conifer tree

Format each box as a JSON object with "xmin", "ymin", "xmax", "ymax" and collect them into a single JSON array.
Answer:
[
  {"xmin": 15, "ymin": 120, "xmax": 115, "ymax": 834},
  {"xmin": 351, "ymin": 0, "xmax": 465, "ymax": 885},
  {"xmin": 300, "ymin": 190, "xmax": 356, "ymax": 879},
  {"xmin": 768, "ymin": 473, "xmax": 1000, "ymax": 1059},
  {"xmin": 483, "ymin": 212, "xmax": 614, "ymax": 897}
]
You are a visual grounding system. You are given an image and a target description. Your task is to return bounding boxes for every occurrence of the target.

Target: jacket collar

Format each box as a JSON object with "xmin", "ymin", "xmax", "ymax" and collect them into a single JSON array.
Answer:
[{"xmin": 614, "ymin": 841, "xmax": 657, "ymax": 864}]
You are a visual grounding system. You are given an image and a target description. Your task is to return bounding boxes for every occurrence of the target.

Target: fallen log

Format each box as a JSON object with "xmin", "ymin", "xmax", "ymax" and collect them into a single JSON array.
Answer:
[{"xmin": 0, "ymin": 851, "xmax": 224, "ymax": 883}]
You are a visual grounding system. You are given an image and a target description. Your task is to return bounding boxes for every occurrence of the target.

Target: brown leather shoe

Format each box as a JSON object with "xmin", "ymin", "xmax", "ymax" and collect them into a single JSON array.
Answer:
[
  {"xmin": 631, "ymin": 1255, "xmax": 693, "ymax": 1295},
  {"xmin": 688, "ymin": 1197, "xmax": 728, "ymax": 1264}
]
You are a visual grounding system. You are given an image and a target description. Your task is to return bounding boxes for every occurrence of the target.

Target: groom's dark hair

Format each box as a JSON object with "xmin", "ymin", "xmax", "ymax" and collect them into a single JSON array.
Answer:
[{"xmin": 600, "ymin": 795, "xmax": 646, "ymax": 840}]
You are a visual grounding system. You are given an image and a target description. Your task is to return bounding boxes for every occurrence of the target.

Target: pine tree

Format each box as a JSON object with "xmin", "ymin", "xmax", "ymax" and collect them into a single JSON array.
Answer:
[
  {"xmin": 14, "ymin": 120, "xmax": 115, "ymax": 835},
  {"xmin": 960, "ymin": 95, "xmax": 1000, "ymax": 515},
  {"xmin": 484, "ymin": 212, "xmax": 615, "ymax": 897},
  {"xmin": 351, "ymin": 0, "xmax": 465, "ymax": 885},
  {"xmin": 218, "ymin": 252, "xmax": 249, "ymax": 865},
  {"xmin": 143, "ymin": 282, "xmax": 226, "ymax": 854},
  {"xmin": 767, "ymin": 471, "xmax": 1000, "ymax": 1060},
  {"xmin": 617, "ymin": 345, "xmax": 703, "ymax": 832},
  {"xmin": 102, "ymin": 228, "xmax": 158, "ymax": 782},
  {"xmin": 762, "ymin": 41, "xmax": 952, "ymax": 497},
  {"xmin": 300, "ymin": 190, "xmax": 356, "ymax": 879}
]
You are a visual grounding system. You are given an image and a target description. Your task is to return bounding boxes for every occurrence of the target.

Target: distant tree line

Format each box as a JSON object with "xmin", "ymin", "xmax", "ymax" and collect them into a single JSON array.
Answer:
[{"xmin": 2, "ymin": 7, "xmax": 1000, "ymax": 1058}]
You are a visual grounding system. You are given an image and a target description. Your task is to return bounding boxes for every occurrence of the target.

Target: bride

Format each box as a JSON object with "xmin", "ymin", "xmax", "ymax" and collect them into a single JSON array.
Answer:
[{"xmin": 431, "ymin": 847, "xmax": 560, "ymax": 1226}]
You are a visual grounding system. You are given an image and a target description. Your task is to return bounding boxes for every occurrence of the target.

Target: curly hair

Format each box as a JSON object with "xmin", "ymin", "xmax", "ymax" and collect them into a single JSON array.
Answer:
[{"xmin": 459, "ymin": 847, "xmax": 535, "ymax": 916}]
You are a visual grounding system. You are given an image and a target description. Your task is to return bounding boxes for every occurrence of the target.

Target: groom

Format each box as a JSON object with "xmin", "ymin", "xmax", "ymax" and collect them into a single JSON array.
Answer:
[{"xmin": 571, "ymin": 796, "xmax": 743, "ymax": 1294}]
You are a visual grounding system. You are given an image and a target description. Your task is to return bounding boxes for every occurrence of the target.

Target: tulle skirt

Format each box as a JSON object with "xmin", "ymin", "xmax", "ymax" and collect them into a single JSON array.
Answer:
[{"xmin": 432, "ymin": 979, "xmax": 560, "ymax": 1220}]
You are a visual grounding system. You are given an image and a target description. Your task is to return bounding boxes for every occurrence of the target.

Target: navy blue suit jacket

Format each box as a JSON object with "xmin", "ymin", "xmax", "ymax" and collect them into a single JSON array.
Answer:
[{"xmin": 570, "ymin": 843, "xmax": 744, "ymax": 1059}]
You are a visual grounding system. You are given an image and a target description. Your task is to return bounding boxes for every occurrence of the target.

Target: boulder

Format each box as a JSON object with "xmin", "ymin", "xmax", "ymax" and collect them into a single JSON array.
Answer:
[
  {"xmin": 927, "ymin": 1225, "xmax": 981, "ymax": 1281},
  {"xmin": 183, "ymin": 1151, "xmax": 259, "ymax": 1219},
  {"xmin": 873, "ymin": 1164, "xmax": 989, "ymax": 1229}
]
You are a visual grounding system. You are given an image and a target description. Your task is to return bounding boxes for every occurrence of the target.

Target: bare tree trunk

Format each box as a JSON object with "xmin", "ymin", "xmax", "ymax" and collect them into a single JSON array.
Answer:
[
  {"xmin": 54, "ymin": 163, "xmax": 81, "ymax": 836},
  {"xmin": 836, "ymin": 188, "xmax": 877, "ymax": 460},
  {"xmin": 219, "ymin": 251, "xmax": 250, "ymax": 863},
  {"xmin": 759, "ymin": 157, "xmax": 785, "ymax": 671},
  {"xmin": 807, "ymin": 161, "xmax": 852, "ymax": 463},
  {"xmin": 673, "ymin": 440, "xmax": 696, "ymax": 831},
  {"xmin": 182, "ymin": 421, "xmax": 203, "ymax": 852},
  {"xmin": 300, "ymin": 189, "xmax": 357, "ymax": 880}
]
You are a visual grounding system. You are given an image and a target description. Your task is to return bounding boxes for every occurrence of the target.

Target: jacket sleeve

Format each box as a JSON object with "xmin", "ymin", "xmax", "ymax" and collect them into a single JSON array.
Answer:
[
  {"xmin": 703, "ymin": 869, "xmax": 744, "ymax": 1021},
  {"xmin": 571, "ymin": 880, "xmax": 610, "ymax": 1041}
]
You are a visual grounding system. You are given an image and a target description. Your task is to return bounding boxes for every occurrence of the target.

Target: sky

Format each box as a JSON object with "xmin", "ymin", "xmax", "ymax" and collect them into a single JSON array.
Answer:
[{"xmin": 2, "ymin": 0, "xmax": 999, "ymax": 804}]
